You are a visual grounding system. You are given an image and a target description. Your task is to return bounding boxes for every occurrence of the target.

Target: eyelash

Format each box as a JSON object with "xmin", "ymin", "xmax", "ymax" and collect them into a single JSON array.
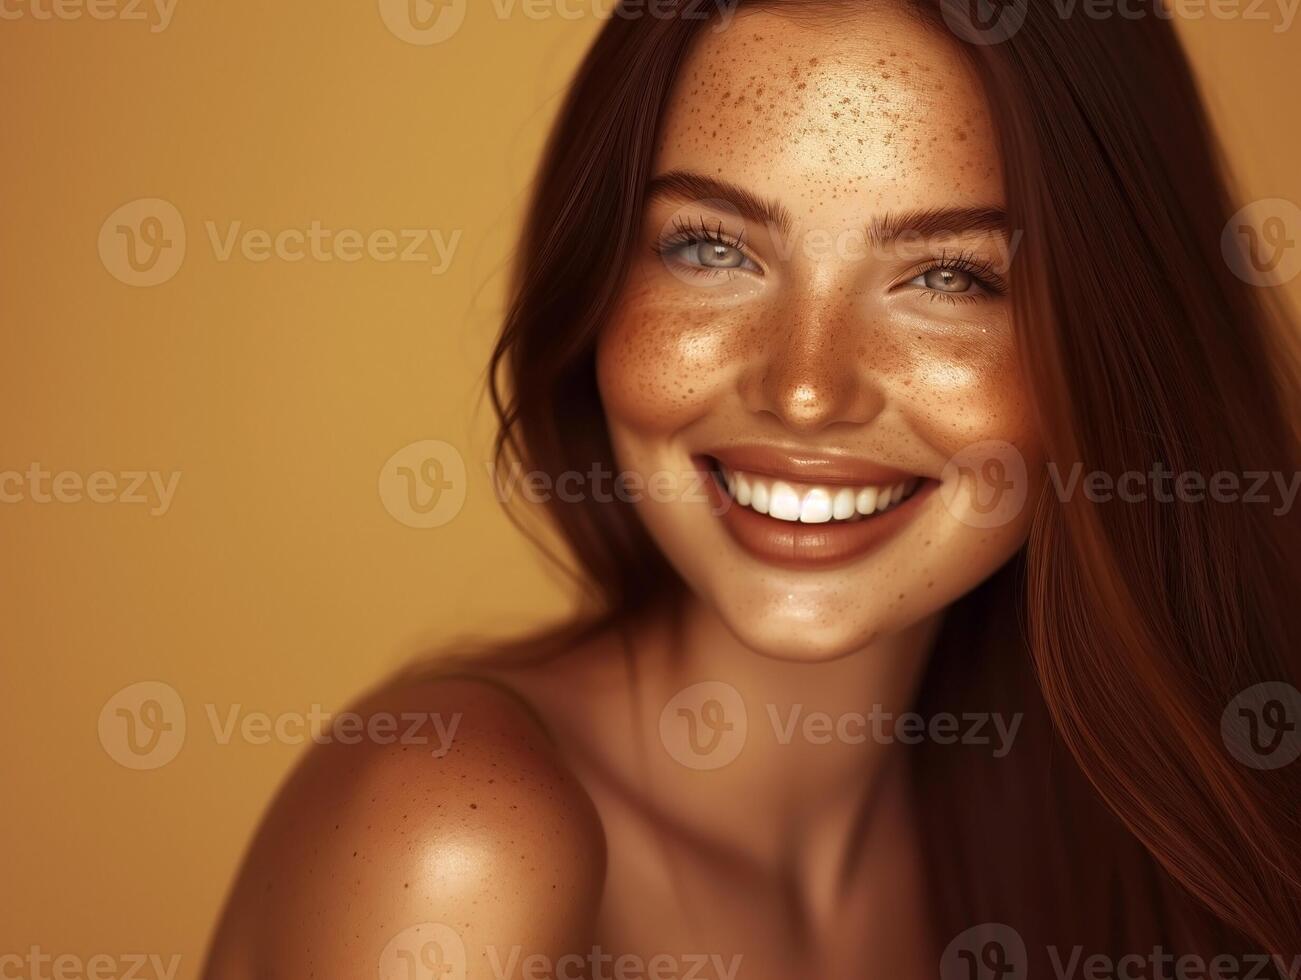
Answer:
[
  {"xmin": 907, "ymin": 249, "xmax": 1008, "ymax": 305},
  {"xmin": 651, "ymin": 216, "xmax": 753, "ymax": 277},
  {"xmin": 651, "ymin": 217, "xmax": 1008, "ymax": 301}
]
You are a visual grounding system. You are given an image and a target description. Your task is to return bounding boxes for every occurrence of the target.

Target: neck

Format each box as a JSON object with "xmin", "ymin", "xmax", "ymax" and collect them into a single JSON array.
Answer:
[{"xmin": 630, "ymin": 594, "xmax": 941, "ymax": 869}]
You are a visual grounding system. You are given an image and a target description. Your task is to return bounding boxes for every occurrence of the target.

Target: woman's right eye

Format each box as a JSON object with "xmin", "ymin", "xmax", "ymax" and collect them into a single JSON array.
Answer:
[{"xmin": 662, "ymin": 238, "xmax": 760, "ymax": 273}]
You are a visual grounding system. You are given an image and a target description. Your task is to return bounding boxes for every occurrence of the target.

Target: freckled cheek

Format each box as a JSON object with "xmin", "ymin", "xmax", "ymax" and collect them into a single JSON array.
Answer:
[
  {"xmin": 901, "ymin": 344, "xmax": 1039, "ymax": 457},
  {"xmin": 596, "ymin": 299, "xmax": 754, "ymax": 434}
]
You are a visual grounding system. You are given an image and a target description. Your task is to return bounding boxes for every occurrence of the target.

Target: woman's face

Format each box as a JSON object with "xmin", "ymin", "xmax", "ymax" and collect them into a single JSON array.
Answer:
[{"xmin": 596, "ymin": 6, "xmax": 1044, "ymax": 661}]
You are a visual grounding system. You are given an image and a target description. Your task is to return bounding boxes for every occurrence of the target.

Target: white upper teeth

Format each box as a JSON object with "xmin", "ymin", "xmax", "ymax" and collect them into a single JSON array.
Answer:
[{"xmin": 721, "ymin": 468, "xmax": 918, "ymax": 523}]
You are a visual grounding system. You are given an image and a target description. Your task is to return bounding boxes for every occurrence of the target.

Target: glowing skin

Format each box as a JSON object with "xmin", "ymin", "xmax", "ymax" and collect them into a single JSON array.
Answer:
[
  {"xmin": 206, "ymin": 9, "xmax": 1045, "ymax": 979},
  {"xmin": 598, "ymin": 10, "xmax": 1042, "ymax": 663}
]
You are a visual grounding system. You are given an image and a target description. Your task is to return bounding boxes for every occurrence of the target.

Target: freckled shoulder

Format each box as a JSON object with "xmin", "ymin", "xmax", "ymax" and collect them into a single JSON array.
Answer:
[{"xmin": 203, "ymin": 675, "xmax": 606, "ymax": 979}]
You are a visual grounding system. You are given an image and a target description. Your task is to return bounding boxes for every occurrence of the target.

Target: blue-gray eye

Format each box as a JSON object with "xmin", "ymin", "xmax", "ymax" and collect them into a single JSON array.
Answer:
[
  {"xmin": 675, "ymin": 241, "xmax": 757, "ymax": 271},
  {"xmin": 914, "ymin": 268, "xmax": 978, "ymax": 293}
]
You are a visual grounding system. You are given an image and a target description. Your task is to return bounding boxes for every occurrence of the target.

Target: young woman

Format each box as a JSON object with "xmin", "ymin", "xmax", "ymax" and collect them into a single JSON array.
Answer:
[{"xmin": 206, "ymin": 0, "xmax": 1301, "ymax": 975}]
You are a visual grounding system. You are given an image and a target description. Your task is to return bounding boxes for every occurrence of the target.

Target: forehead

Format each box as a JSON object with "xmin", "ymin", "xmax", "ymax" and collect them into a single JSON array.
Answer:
[{"xmin": 654, "ymin": 7, "xmax": 1004, "ymax": 218}]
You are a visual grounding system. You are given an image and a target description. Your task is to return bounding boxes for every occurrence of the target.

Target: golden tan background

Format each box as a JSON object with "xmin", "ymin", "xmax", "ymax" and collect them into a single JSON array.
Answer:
[{"xmin": 0, "ymin": 1, "xmax": 1297, "ymax": 973}]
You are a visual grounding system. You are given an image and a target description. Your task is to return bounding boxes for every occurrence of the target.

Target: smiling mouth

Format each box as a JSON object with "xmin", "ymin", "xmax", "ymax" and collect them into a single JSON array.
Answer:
[
  {"xmin": 700, "ymin": 452, "xmax": 933, "ymax": 569},
  {"xmin": 716, "ymin": 464, "xmax": 922, "ymax": 524}
]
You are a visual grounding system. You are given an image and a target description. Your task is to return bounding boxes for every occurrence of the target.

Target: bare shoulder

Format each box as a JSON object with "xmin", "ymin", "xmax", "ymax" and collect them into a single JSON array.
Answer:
[{"xmin": 204, "ymin": 674, "xmax": 606, "ymax": 978}]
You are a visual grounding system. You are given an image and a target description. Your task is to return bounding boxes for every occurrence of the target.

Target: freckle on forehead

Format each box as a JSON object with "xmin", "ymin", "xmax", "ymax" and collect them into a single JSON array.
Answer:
[{"xmin": 657, "ymin": 9, "xmax": 1000, "ymax": 205}]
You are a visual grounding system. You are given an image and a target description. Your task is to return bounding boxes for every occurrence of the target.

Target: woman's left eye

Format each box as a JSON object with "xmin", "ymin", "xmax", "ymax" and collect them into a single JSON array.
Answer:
[{"xmin": 909, "ymin": 267, "xmax": 985, "ymax": 296}]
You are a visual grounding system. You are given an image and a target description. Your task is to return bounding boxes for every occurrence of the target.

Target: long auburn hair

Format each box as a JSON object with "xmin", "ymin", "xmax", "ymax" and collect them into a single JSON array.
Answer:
[{"xmin": 484, "ymin": 0, "xmax": 1301, "ymax": 962}]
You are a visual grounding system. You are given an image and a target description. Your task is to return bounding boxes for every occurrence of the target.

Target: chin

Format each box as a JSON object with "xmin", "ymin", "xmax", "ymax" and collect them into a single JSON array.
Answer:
[
  {"xmin": 703, "ymin": 577, "xmax": 925, "ymax": 664},
  {"xmin": 726, "ymin": 620, "xmax": 883, "ymax": 663}
]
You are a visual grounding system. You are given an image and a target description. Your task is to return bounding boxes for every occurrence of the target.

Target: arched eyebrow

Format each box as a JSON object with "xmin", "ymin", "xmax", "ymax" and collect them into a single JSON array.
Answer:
[
  {"xmin": 646, "ymin": 170, "xmax": 795, "ymax": 236},
  {"xmin": 867, "ymin": 206, "xmax": 1008, "ymax": 246},
  {"xmin": 646, "ymin": 170, "xmax": 1007, "ymax": 245}
]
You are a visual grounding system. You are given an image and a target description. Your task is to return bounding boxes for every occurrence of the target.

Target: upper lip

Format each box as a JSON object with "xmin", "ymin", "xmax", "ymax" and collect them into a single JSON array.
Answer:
[{"xmin": 701, "ymin": 444, "xmax": 921, "ymax": 487}]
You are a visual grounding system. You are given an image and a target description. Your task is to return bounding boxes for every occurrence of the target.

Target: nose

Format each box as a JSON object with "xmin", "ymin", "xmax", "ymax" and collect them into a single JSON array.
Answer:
[{"xmin": 739, "ymin": 295, "xmax": 887, "ymax": 434}]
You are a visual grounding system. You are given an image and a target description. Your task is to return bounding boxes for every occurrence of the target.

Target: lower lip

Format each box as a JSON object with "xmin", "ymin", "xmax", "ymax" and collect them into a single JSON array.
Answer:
[{"xmin": 704, "ymin": 469, "xmax": 934, "ymax": 570}]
